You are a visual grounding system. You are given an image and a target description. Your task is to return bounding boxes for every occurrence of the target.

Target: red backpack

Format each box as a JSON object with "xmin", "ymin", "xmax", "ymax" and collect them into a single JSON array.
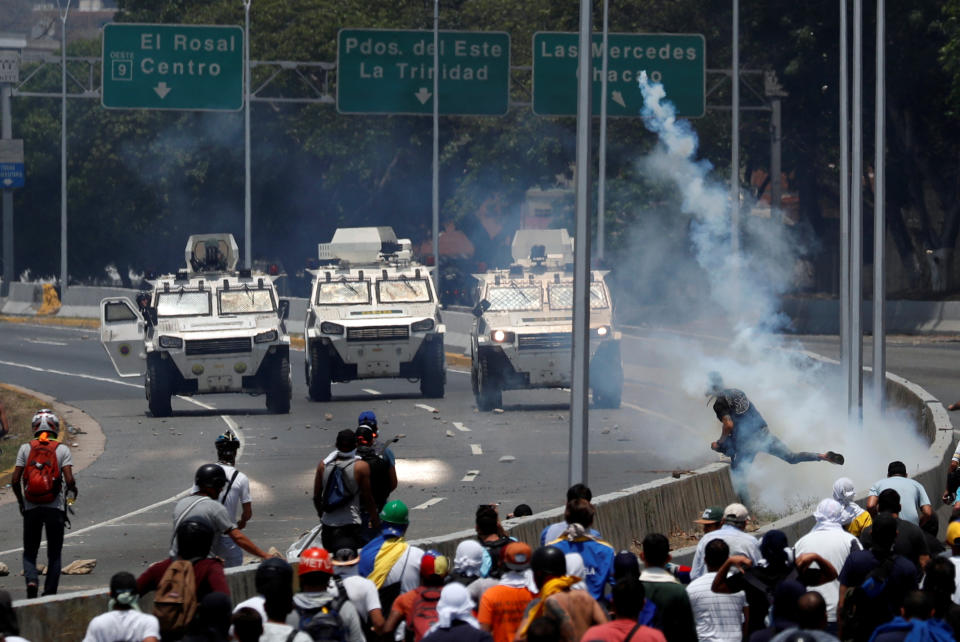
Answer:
[
  {"xmin": 406, "ymin": 586, "xmax": 442, "ymax": 642},
  {"xmin": 23, "ymin": 439, "xmax": 61, "ymax": 504}
]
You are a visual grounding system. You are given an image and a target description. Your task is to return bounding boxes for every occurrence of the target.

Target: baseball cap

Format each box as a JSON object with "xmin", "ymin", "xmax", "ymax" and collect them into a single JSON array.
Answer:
[
  {"xmin": 946, "ymin": 521, "xmax": 960, "ymax": 546},
  {"xmin": 420, "ymin": 553, "xmax": 449, "ymax": 578},
  {"xmin": 694, "ymin": 506, "xmax": 724, "ymax": 524},
  {"xmin": 503, "ymin": 542, "xmax": 532, "ymax": 571},
  {"xmin": 332, "ymin": 548, "xmax": 360, "ymax": 566},
  {"xmin": 613, "ymin": 550, "xmax": 640, "ymax": 579},
  {"xmin": 723, "ymin": 503, "xmax": 749, "ymax": 523}
]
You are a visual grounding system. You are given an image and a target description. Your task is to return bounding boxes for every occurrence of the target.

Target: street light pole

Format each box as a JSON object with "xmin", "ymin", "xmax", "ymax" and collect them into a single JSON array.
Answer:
[
  {"xmin": 243, "ymin": 0, "xmax": 252, "ymax": 270},
  {"xmin": 872, "ymin": 0, "xmax": 886, "ymax": 409},
  {"xmin": 730, "ymin": 0, "xmax": 740, "ymax": 258},
  {"xmin": 59, "ymin": 0, "xmax": 71, "ymax": 291},
  {"xmin": 432, "ymin": 0, "xmax": 440, "ymax": 290}
]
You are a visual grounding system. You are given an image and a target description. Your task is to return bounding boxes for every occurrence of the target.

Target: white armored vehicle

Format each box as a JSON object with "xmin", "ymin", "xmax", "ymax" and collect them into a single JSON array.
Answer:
[
  {"xmin": 304, "ymin": 227, "xmax": 445, "ymax": 401},
  {"xmin": 99, "ymin": 234, "xmax": 293, "ymax": 417},
  {"xmin": 470, "ymin": 229, "xmax": 622, "ymax": 410}
]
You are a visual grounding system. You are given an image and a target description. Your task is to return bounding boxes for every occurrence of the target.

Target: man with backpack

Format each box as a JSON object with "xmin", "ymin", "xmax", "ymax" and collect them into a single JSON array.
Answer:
[
  {"xmin": 10, "ymin": 409, "xmax": 77, "ymax": 598},
  {"xmin": 356, "ymin": 411, "xmax": 398, "ymax": 511},
  {"xmin": 314, "ymin": 430, "xmax": 380, "ymax": 553},
  {"xmin": 476, "ymin": 505, "xmax": 515, "ymax": 579},
  {"xmin": 292, "ymin": 547, "xmax": 365, "ymax": 642},
  {"xmin": 382, "ymin": 552, "xmax": 449, "ymax": 642}
]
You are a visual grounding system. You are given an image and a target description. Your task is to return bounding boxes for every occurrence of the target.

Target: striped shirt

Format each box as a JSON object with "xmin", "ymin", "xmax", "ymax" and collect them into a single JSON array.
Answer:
[{"xmin": 686, "ymin": 572, "xmax": 746, "ymax": 642}]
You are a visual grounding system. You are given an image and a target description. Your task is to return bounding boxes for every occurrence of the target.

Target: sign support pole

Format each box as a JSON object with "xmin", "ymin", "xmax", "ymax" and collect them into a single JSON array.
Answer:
[
  {"xmin": 59, "ymin": 0, "xmax": 71, "ymax": 292},
  {"xmin": 1, "ymin": 82, "xmax": 12, "ymax": 297},
  {"xmin": 569, "ymin": 0, "xmax": 593, "ymax": 487},
  {"xmin": 730, "ymin": 0, "xmax": 740, "ymax": 259},
  {"xmin": 431, "ymin": 0, "xmax": 440, "ymax": 290},
  {"xmin": 851, "ymin": 0, "xmax": 864, "ymax": 422},
  {"xmin": 597, "ymin": 0, "xmax": 609, "ymax": 263},
  {"xmin": 244, "ymin": 0, "xmax": 252, "ymax": 270}
]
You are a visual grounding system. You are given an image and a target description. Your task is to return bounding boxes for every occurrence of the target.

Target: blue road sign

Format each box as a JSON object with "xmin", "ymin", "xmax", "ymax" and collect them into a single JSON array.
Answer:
[{"xmin": 0, "ymin": 163, "xmax": 24, "ymax": 188}]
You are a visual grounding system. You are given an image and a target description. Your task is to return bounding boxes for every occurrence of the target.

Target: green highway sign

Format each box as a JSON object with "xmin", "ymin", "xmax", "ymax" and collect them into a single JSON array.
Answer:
[
  {"xmin": 102, "ymin": 23, "xmax": 243, "ymax": 111},
  {"xmin": 337, "ymin": 29, "xmax": 510, "ymax": 116},
  {"xmin": 532, "ymin": 32, "xmax": 705, "ymax": 118}
]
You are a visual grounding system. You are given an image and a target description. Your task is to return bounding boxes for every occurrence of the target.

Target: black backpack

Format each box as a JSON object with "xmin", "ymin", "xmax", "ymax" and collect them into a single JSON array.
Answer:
[
  {"xmin": 357, "ymin": 446, "xmax": 392, "ymax": 510},
  {"xmin": 322, "ymin": 460, "xmax": 356, "ymax": 512},
  {"xmin": 481, "ymin": 536, "xmax": 513, "ymax": 579},
  {"xmin": 839, "ymin": 553, "xmax": 899, "ymax": 641},
  {"xmin": 295, "ymin": 576, "xmax": 349, "ymax": 641}
]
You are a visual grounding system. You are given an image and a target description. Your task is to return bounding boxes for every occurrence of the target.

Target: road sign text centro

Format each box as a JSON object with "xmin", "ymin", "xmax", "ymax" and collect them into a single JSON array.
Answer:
[
  {"xmin": 532, "ymin": 32, "xmax": 705, "ymax": 118},
  {"xmin": 102, "ymin": 24, "xmax": 243, "ymax": 111},
  {"xmin": 337, "ymin": 29, "xmax": 510, "ymax": 116}
]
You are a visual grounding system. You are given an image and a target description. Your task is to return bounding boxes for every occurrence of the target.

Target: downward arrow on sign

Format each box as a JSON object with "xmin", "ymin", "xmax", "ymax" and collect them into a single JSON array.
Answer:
[
  {"xmin": 153, "ymin": 82, "xmax": 172, "ymax": 99},
  {"xmin": 2, "ymin": 179, "xmax": 11, "ymax": 187},
  {"xmin": 414, "ymin": 87, "xmax": 432, "ymax": 104},
  {"xmin": 611, "ymin": 91, "xmax": 626, "ymax": 108}
]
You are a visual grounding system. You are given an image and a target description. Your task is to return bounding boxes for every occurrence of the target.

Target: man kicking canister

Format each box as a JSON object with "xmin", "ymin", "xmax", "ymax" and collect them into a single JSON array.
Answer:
[{"xmin": 707, "ymin": 372, "xmax": 845, "ymax": 504}]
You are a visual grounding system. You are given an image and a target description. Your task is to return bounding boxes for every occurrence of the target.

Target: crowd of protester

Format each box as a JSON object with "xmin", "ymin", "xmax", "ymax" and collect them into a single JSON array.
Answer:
[{"xmin": 7, "ymin": 406, "xmax": 960, "ymax": 642}]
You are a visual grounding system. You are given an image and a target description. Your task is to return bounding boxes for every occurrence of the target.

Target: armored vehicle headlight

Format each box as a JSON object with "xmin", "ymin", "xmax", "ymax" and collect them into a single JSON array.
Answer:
[
  {"xmin": 158, "ymin": 335, "xmax": 183, "ymax": 349},
  {"xmin": 491, "ymin": 329, "xmax": 515, "ymax": 343},
  {"xmin": 254, "ymin": 330, "xmax": 279, "ymax": 344},
  {"xmin": 320, "ymin": 321, "xmax": 344, "ymax": 335},
  {"xmin": 411, "ymin": 318, "xmax": 435, "ymax": 332},
  {"xmin": 594, "ymin": 325, "xmax": 610, "ymax": 337}
]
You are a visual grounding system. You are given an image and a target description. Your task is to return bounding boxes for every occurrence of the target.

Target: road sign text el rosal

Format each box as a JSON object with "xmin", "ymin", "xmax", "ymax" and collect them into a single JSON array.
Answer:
[
  {"xmin": 112, "ymin": 31, "xmax": 237, "ymax": 78},
  {"xmin": 344, "ymin": 35, "xmax": 503, "ymax": 81}
]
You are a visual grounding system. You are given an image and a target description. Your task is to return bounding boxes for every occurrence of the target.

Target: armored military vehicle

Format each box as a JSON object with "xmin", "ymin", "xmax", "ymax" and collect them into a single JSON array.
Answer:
[
  {"xmin": 470, "ymin": 229, "xmax": 622, "ymax": 410},
  {"xmin": 100, "ymin": 234, "xmax": 292, "ymax": 417},
  {"xmin": 304, "ymin": 227, "xmax": 445, "ymax": 401}
]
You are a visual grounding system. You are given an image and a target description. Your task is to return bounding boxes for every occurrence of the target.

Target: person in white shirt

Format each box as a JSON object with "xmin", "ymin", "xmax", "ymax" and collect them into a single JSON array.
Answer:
[
  {"xmin": 82, "ymin": 572, "xmax": 160, "ymax": 642},
  {"xmin": 690, "ymin": 503, "xmax": 762, "ymax": 581},
  {"xmin": 793, "ymin": 498, "xmax": 861, "ymax": 626},
  {"xmin": 331, "ymin": 547, "xmax": 385, "ymax": 635},
  {"xmin": 233, "ymin": 557, "xmax": 294, "ymax": 621},
  {"xmin": 687, "ymin": 539, "xmax": 748, "ymax": 642}
]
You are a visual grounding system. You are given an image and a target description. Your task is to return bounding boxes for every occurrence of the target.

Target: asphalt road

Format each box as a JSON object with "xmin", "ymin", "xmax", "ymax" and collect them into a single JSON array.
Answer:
[
  {"xmin": 0, "ymin": 320, "xmax": 716, "ymax": 598},
  {"xmin": 0, "ymin": 320, "xmax": 957, "ymax": 599}
]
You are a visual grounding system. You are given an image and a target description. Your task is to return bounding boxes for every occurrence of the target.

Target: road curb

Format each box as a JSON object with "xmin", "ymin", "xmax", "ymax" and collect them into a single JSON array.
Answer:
[{"xmin": 0, "ymin": 384, "xmax": 106, "ymax": 508}]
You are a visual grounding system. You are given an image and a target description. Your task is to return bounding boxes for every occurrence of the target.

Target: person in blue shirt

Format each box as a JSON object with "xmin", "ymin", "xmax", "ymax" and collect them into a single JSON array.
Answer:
[
  {"xmin": 546, "ymin": 499, "xmax": 614, "ymax": 601},
  {"xmin": 539, "ymin": 484, "xmax": 601, "ymax": 546}
]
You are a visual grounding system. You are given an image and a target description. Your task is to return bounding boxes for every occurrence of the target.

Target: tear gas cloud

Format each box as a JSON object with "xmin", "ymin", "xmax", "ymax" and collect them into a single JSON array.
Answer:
[{"xmin": 627, "ymin": 72, "xmax": 927, "ymax": 514}]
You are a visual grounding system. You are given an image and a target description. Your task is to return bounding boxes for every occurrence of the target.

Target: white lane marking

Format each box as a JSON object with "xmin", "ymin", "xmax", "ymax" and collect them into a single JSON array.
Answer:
[
  {"xmin": 461, "ymin": 470, "xmax": 480, "ymax": 482},
  {"xmin": 452, "ymin": 422, "xmax": 470, "ymax": 432},
  {"xmin": 621, "ymin": 401, "xmax": 695, "ymax": 431},
  {"xmin": 470, "ymin": 444, "xmax": 483, "ymax": 455},
  {"xmin": 415, "ymin": 403, "xmax": 438, "ymax": 413},
  {"xmin": 0, "ymin": 321, "xmax": 97, "ymax": 335},
  {"xmin": 499, "ymin": 455, "xmax": 516, "ymax": 463},
  {"xmin": 448, "ymin": 368, "xmax": 470, "ymax": 375},
  {"xmin": 362, "ymin": 388, "xmax": 382, "ymax": 396},
  {"xmin": 413, "ymin": 497, "xmax": 446, "ymax": 510},
  {"xmin": 0, "ymin": 359, "xmax": 142, "ymax": 389},
  {"xmin": 25, "ymin": 338, "xmax": 68, "ymax": 346}
]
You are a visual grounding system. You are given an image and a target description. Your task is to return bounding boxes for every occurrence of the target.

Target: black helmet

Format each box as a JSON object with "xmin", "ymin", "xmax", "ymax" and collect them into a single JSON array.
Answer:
[
  {"xmin": 531, "ymin": 545, "xmax": 567, "ymax": 577},
  {"xmin": 255, "ymin": 558, "xmax": 293, "ymax": 595},
  {"xmin": 195, "ymin": 463, "xmax": 227, "ymax": 489},
  {"xmin": 215, "ymin": 430, "xmax": 240, "ymax": 455},
  {"xmin": 177, "ymin": 516, "xmax": 215, "ymax": 559}
]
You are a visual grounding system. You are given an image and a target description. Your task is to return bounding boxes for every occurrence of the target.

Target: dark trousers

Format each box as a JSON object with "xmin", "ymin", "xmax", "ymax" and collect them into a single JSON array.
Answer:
[
  {"xmin": 321, "ymin": 523, "xmax": 363, "ymax": 554},
  {"xmin": 23, "ymin": 506, "xmax": 65, "ymax": 595}
]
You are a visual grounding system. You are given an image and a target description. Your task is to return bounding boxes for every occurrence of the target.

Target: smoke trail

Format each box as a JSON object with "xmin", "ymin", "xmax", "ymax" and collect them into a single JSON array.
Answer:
[{"xmin": 630, "ymin": 72, "xmax": 928, "ymax": 514}]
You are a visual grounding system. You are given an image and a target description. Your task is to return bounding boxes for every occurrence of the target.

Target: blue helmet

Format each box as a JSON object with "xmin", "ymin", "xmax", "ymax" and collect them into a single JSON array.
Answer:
[{"xmin": 358, "ymin": 411, "xmax": 377, "ymax": 429}]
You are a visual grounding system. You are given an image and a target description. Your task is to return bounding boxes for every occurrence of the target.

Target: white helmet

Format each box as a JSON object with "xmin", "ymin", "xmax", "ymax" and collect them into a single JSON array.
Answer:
[{"xmin": 31, "ymin": 409, "xmax": 60, "ymax": 437}]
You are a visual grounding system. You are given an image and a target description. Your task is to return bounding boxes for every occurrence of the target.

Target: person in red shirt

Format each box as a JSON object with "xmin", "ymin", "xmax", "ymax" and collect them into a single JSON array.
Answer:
[
  {"xmin": 383, "ymin": 552, "xmax": 449, "ymax": 642},
  {"xmin": 137, "ymin": 516, "xmax": 229, "ymax": 600},
  {"xmin": 479, "ymin": 542, "xmax": 537, "ymax": 642},
  {"xmin": 580, "ymin": 576, "xmax": 665, "ymax": 642}
]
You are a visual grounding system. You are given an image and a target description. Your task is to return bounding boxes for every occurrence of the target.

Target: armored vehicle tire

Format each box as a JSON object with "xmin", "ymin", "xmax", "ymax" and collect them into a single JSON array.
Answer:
[
  {"xmin": 307, "ymin": 343, "xmax": 332, "ymax": 402},
  {"xmin": 419, "ymin": 340, "xmax": 445, "ymax": 398},
  {"xmin": 475, "ymin": 355, "xmax": 502, "ymax": 411},
  {"xmin": 266, "ymin": 354, "xmax": 292, "ymax": 414},
  {"xmin": 593, "ymin": 384, "xmax": 622, "ymax": 409},
  {"xmin": 146, "ymin": 356, "xmax": 173, "ymax": 418}
]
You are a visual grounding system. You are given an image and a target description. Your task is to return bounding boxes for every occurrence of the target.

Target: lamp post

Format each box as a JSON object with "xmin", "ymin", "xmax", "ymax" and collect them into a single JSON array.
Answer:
[
  {"xmin": 59, "ymin": 0, "xmax": 71, "ymax": 291},
  {"xmin": 243, "ymin": 0, "xmax": 252, "ymax": 269}
]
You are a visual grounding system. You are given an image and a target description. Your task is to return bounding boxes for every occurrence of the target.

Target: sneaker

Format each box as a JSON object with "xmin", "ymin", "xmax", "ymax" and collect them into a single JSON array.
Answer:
[
  {"xmin": 824, "ymin": 451, "xmax": 845, "ymax": 465},
  {"xmin": 26, "ymin": 583, "xmax": 38, "ymax": 599}
]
